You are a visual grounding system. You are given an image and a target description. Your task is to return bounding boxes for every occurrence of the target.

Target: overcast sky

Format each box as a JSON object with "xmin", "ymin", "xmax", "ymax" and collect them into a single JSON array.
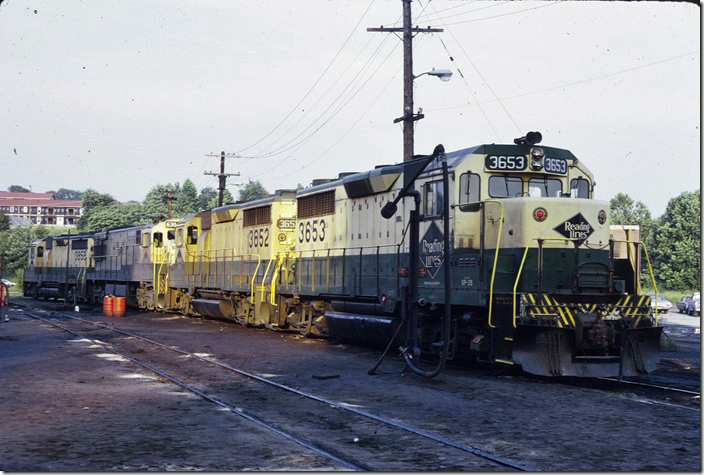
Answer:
[{"xmin": 0, "ymin": 0, "xmax": 699, "ymax": 216}]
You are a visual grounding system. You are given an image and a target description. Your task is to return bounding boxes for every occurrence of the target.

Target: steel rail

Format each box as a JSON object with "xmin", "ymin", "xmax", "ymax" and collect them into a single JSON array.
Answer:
[
  {"xmin": 25, "ymin": 311, "xmax": 366, "ymax": 472},
  {"xmin": 31, "ymin": 306, "xmax": 535, "ymax": 471},
  {"xmin": 597, "ymin": 377, "xmax": 700, "ymax": 397}
]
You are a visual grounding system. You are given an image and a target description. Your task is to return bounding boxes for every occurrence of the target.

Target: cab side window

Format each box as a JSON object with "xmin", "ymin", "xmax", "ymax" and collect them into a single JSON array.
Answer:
[
  {"xmin": 424, "ymin": 180, "xmax": 445, "ymax": 216},
  {"xmin": 153, "ymin": 232, "xmax": 163, "ymax": 248},
  {"xmin": 570, "ymin": 178, "xmax": 590, "ymax": 198},
  {"xmin": 37, "ymin": 246, "xmax": 44, "ymax": 257},
  {"xmin": 187, "ymin": 226, "xmax": 199, "ymax": 245},
  {"xmin": 459, "ymin": 172, "xmax": 481, "ymax": 204}
]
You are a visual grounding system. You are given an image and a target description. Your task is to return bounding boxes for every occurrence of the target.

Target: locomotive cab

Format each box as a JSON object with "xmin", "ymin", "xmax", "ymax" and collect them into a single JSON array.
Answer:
[{"xmin": 440, "ymin": 140, "xmax": 662, "ymax": 377}]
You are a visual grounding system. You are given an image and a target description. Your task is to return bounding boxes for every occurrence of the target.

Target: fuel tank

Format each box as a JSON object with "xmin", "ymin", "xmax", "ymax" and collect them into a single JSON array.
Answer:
[{"xmin": 191, "ymin": 298, "xmax": 235, "ymax": 319}]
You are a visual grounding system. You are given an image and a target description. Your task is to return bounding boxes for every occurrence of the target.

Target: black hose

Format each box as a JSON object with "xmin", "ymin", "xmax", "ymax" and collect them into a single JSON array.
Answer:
[{"xmin": 403, "ymin": 159, "xmax": 452, "ymax": 378}]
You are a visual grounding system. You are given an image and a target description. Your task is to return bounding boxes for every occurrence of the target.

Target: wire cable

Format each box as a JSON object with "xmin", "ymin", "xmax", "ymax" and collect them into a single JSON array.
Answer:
[
  {"xmin": 235, "ymin": 0, "xmax": 378, "ymax": 155},
  {"xmin": 427, "ymin": 50, "xmax": 699, "ymax": 111}
]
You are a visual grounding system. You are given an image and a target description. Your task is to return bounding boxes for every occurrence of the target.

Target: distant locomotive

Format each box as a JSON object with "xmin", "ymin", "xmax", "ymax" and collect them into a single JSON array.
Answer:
[{"xmin": 24, "ymin": 134, "xmax": 663, "ymax": 378}]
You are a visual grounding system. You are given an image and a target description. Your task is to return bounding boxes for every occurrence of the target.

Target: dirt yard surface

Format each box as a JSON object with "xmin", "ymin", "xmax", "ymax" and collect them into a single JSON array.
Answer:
[{"xmin": 1, "ymin": 300, "xmax": 700, "ymax": 471}]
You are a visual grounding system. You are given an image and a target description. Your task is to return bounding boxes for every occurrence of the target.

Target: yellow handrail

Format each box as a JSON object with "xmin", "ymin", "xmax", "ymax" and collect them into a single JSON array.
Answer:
[
  {"xmin": 612, "ymin": 239, "xmax": 659, "ymax": 327},
  {"xmin": 512, "ymin": 238, "xmax": 574, "ymax": 328},
  {"xmin": 512, "ymin": 237, "xmax": 659, "ymax": 328},
  {"xmin": 259, "ymin": 257, "xmax": 276, "ymax": 303},
  {"xmin": 485, "ymin": 200, "xmax": 504, "ymax": 329}
]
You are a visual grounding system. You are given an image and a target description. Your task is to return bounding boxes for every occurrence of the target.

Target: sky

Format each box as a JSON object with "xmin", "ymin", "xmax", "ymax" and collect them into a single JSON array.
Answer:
[{"xmin": 0, "ymin": 0, "xmax": 699, "ymax": 217}]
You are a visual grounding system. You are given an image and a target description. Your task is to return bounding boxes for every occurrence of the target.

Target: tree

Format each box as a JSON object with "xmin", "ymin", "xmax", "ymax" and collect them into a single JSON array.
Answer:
[
  {"xmin": 648, "ymin": 190, "xmax": 701, "ymax": 290},
  {"xmin": 610, "ymin": 193, "xmax": 653, "ymax": 239},
  {"xmin": 0, "ymin": 211, "xmax": 9, "ymax": 232},
  {"xmin": 52, "ymin": 188, "xmax": 84, "ymax": 200},
  {"xmin": 207, "ymin": 189, "xmax": 234, "ymax": 209},
  {"xmin": 0, "ymin": 225, "xmax": 50, "ymax": 280},
  {"xmin": 77, "ymin": 189, "xmax": 117, "ymax": 232},
  {"xmin": 198, "ymin": 187, "xmax": 217, "ymax": 211},
  {"xmin": 175, "ymin": 179, "xmax": 199, "ymax": 217},
  {"xmin": 8, "ymin": 185, "xmax": 29, "ymax": 193},
  {"xmin": 142, "ymin": 183, "xmax": 180, "ymax": 221},
  {"xmin": 80, "ymin": 204, "xmax": 144, "ymax": 232},
  {"xmin": 238, "ymin": 180, "xmax": 269, "ymax": 203}
]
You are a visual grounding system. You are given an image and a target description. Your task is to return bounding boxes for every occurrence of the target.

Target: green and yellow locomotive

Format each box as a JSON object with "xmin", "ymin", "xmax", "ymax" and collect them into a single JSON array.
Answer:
[{"xmin": 23, "ymin": 133, "xmax": 662, "ymax": 378}]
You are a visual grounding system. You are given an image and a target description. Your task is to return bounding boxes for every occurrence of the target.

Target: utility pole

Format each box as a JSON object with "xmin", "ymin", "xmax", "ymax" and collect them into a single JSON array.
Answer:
[
  {"xmin": 204, "ymin": 151, "xmax": 241, "ymax": 207},
  {"xmin": 368, "ymin": 0, "xmax": 442, "ymax": 162},
  {"xmin": 166, "ymin": 191, "xmax": 175, "ymax": 219}
]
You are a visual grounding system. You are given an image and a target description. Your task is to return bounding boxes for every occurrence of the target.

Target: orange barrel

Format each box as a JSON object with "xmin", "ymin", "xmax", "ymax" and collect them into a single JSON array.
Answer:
[
  {"xmin": 103, "ymin": 296, "xmax": 114, "ymax": 317},
  {"xmin": 113, "ymin": 297, "xmax": 126, "ymax": 318}
]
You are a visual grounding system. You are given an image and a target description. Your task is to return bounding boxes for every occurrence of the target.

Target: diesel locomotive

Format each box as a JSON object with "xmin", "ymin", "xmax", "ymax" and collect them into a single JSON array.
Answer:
[{"xmin": 24, "ymin": 133, "xmax": 663, "ymax": 378}]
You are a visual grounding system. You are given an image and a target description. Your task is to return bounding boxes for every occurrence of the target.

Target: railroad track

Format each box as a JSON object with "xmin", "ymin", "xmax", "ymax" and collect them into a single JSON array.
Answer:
[{"xmin": 14, "ymin": 303, "xmax": 534, "ymax": 471}]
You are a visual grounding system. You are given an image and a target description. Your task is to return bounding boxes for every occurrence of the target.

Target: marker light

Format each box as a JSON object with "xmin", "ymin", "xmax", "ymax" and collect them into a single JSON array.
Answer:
[{"xmin": 533, "ymin": 207, "xmax": 548, "ymax": 222}]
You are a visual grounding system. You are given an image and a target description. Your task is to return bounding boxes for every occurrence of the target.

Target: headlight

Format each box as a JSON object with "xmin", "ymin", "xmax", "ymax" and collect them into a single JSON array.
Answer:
[
  {"xmin": 530, "ymin": 148, "xmax": 544, "ymax": 170},
  {"xmin": 598, "ymin": 210, "xmax": 607, "ymax": 225}
]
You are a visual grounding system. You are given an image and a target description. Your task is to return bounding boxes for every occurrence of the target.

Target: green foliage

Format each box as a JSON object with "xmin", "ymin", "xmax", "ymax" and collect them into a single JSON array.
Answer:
[
  {"xmin": 78, "ymin": 189, "xmax": 117, "ymax": 232},
  {"xmin": 52, "ymin": 188, "xmax": 84, "ymax": 200},
  {"xmin": 0, "ymin": 225, "xmax": 50, "ymax": 280},
  {"xmin": 80, "ymin": 204, "xmax": 144, "ymax": 232},
  {"xmin": 610, "ymin": 192, "xmax": 653, "ymax": 238},
  {"xmin": 237, "ymin": 180, "xmax": 269, "ymax": 203},
  {"xmin": 199, "ymin": 187, "xmax": 217, "ymax": 210},
  {"xmin": 0, "ymin": 212, "xmax": 9, "ymax": 232},
  {"xmin": 175, "ymin": 179, "xmax": 200, "ymax": 217},
  {"xmin": 81, "ymin": 189, "xmax": 115, "ymax": 210},
  {"xmin": 648, "ymin": 190, "xmax": 701, "ymax": 291},
  {"xmin": 207, "ymin": 189, "xmax": 234, "ymax": 209},
  {"xmin": 8, "ymin": 185, "xmax": 29, "ymax": 193},
  {"xmin": 142, "ymin": 183, "xmax": 180, "ymax": 222}
]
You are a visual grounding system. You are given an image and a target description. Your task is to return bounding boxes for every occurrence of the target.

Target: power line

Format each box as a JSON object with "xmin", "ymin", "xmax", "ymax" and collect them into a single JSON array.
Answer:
[
  {"xmin": 243, "ymin": 33, "xmax": 392, "ymax": 159},
  {"xmin": 243, "ymin": 36, "xmax": 399, "ymax": 160},
  {"xmin": 427, "ymin": 50, "xmax": 700, "ymax": 111},
  {"xmin": 429, "ymin": 1, "xmax": 526, "ymax": 137},
  {"xmin": 258, "ymin": 65, "xmax": 403, "ymax": 183},
  {"xmin": 235, "ymin": 0, "xmax": 378, "ymax": 155},
  {"xmin": 249, "ymin": 41, "xmax": 402, "ymax": 178},
  {"xmin": 443, "ymin": 1, "xmax": 561, "ymax": 26}
]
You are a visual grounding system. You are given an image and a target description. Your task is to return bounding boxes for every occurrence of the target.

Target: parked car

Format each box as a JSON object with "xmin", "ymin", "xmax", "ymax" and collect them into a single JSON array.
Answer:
[
  {"xmin": 686, "ymin": 297, "xmax": 700, "ymax": 316},
  {"xmin": 676, "ymin": 295, "xmax": 693, "ymax": 313},
  {"xmin": 648, "ymin": 294, "xmax": 672, "ymax": 314}
]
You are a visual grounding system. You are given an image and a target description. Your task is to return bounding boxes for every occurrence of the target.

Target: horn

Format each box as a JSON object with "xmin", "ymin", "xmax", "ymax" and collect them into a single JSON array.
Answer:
[{"xmin": 525, "ymin": 131, "xmax": 542, "ymax": 145}]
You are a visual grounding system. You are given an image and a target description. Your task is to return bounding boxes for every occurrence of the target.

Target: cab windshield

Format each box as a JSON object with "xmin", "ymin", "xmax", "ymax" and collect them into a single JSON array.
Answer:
[
  {"xmin": 488, "ymin": 176, "xmax": 523, "ymax": 198},
  {"xmin": 528, "ymin": 178, "xmax": 562, "ymax": 197}
]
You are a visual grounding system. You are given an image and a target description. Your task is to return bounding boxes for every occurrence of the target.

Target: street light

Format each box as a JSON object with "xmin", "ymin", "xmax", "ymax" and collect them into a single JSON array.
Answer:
[
  {"xmin": 414, "ymin": 68, "xmax": 453, "ymax": 82},
  {"xmin": 394, "ymin": 67, "xmax": 453, "ymax": 161}
]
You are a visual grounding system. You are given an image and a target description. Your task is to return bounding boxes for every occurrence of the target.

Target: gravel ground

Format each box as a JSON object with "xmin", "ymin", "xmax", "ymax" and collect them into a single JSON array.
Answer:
[{"xmin": 0, "ymin": 301, "xmax": 700, "ymax": 471}]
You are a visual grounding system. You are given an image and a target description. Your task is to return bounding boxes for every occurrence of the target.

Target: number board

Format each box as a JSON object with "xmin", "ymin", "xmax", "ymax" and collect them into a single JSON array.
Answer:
[
  {"xmin": 543, "ymin": 157, "xmax": 567, "ymax": 175},
  {"xmin": 277, "ymin": 218, "xmax": 296, "ymax": 231},
  {"xmin": 484, "ymin": 155, "xmax": 527, "ymax": 171}
]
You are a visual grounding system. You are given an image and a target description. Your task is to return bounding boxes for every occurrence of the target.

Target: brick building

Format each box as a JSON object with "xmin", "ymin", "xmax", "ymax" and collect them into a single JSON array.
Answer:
[{"xmin": 0, "ymin": 192, "xmax": 82, "ymax": 227}]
